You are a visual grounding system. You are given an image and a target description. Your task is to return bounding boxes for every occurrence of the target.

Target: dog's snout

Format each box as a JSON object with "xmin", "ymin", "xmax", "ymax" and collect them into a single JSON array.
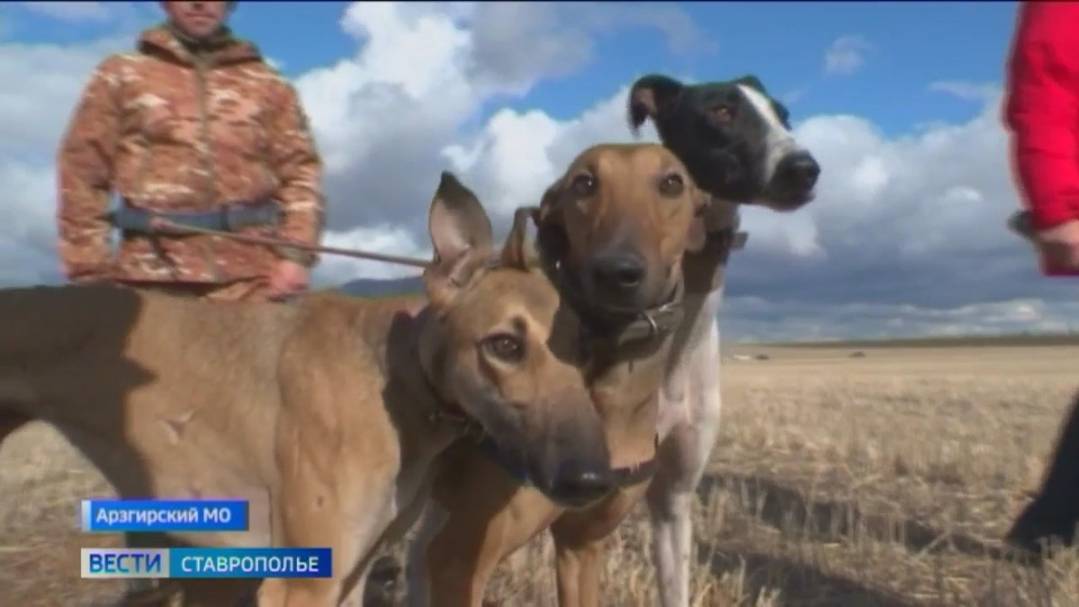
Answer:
[
  {"xmin": 592, "ymin": 254, "xmax": 645, "ymax": 292},
  {"xmin": 547, "ymin": 459, "xmax": 613, "ymax": 508},
  {"xmin": 776, "ymin": 151, "xmax": 820, "ymax": 191}
]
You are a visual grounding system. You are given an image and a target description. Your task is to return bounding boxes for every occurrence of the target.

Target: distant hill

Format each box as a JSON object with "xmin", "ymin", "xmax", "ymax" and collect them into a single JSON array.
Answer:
[
  {"xmin": 322, "ymin": 284, "xmax": 1079, "ymax": 350},
  {"xmin": 753, "ymin": 333, "xmax": 1079, "ymax": 349},
  {"xmin": 333, "ymin": 276, "xmax": 423, "ymax": 298}
]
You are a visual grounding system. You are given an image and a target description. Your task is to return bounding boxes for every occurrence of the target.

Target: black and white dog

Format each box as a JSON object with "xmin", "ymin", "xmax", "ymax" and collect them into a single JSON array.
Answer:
[
  {"xmin": 628, "ymin": 73, "xmax": 818, "ymax": 607},
  {"xmin": 631, "ymin": 73, "xmax": 818, "ymax": 210}
]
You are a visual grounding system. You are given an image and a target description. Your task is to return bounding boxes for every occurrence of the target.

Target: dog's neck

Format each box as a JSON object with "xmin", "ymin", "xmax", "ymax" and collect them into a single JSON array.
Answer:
[
  {"xmin": 652, "ymin": 195, "xmax": 741, "ymax": 441},
  {"xmin": 535, "ymin": 234, "xmax": 686, "ymax": 348},
  {"xmin": 560, "ymin": 278, "xmax": 685, "ymax": 471},
  {"xmin": 684, "ymin": 196, "xmax": 743, "ymax": 296},
  {"xmin": 374, "ymin": 302, "xmax": 470, "ymax": 463},
  {"xmin": 528, "ymin": 233, "xmax": 691, "ymax": 472},
  {"xmin": 409, "ymin": 319, "xmax": 486, "ymax": 443}
]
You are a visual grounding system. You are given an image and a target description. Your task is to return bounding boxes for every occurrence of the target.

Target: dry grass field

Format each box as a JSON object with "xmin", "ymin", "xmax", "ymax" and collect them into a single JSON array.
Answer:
[{"xmin": 2, "ymin": 338, "xmax": 1078, "ymax": 606}]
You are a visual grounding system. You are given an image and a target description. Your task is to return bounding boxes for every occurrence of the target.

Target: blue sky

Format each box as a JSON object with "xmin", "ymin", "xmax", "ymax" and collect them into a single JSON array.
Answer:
[
  {"xmin": 497, "ymin": 2, "xmax": 1021, "ymax": 135},
  {"xmin": 3, "ymin": 1, "xmax": 1077, "ymax": 341},
  {"xmin": 2, "ymin": 1, "xmax": 1019, "ymax": 134}
]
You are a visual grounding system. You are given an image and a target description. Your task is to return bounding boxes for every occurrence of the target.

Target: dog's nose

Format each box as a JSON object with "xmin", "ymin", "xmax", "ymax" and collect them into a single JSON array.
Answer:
[
  {"xmin": 592, "ymin": 254, "xmax": 645, "ymax": 292},
  {"xmin": 548, "ymin": 459, "xmax": 613, "ymax": 508},
  {"xmin": 776, "ymin": 151, "xmax": 820, "ymax": 191}
]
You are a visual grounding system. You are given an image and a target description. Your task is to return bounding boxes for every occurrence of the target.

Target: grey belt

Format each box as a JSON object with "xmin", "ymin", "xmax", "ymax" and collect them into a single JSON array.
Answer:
[{"xmin": 110, "ymin": 200, "xmax": 281, "ymax": 235}]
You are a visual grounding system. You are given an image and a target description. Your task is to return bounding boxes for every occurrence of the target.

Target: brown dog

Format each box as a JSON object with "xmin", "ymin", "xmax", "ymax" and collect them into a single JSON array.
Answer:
[
  {"xmin": 405, "ymin": 143, "xmax": 706, "ymax": 607},
  {"xmin": 0, "ymin": 174, "xmax": 612, "ymax": 607}
]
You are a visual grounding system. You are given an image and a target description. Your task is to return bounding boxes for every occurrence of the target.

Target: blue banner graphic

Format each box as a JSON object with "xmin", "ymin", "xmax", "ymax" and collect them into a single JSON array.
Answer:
[
  {"xmin": 80, "ymin": 547, "xmax": 332, "ymax": 579},
  {"xmin": 81, "ymin": 499, "xmax": 249, "ymax": 532}
]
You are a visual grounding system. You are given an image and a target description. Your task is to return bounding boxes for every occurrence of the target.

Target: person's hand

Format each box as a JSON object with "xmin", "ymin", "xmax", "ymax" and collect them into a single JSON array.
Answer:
[
  {"xmin": 268, "ymin": 259, "xmax": 309, "ymax": 301},
  {"xmin": 1035, "ymin": 219, "xmax": 1079, "ymax": 270},
  {"xmin": 67, "ymin": 261, "xmax": 115, "ymax": 285}
]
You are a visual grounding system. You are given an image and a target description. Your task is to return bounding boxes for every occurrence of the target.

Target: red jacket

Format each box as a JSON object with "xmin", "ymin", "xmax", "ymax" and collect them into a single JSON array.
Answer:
[{"xmin": 1005, "ymin": 2, "xmax": 1079, "ymax": 276}]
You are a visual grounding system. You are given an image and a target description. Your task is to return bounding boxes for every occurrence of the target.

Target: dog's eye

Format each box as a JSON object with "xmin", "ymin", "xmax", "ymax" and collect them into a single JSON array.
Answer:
[
  {"xmin": 483, "ymin": 333, "xmax": 525, "ymax": 363},
  {"xmin": 571, "ymin": 173, "xmax": 596, "ymax": 196},
  {"xmin": 712, "ymin": 105, "xmax": 733, "ymax": 124},
  {"xmin": 659, "ymin": 173, "xmax": 685, "ymax": 197}
]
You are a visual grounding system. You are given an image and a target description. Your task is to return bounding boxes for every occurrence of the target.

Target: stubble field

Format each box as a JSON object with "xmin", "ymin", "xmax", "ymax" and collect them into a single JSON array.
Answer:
[{"xmin": 2, "ymin": 338, "xmax": 1077, "ymax": 606}]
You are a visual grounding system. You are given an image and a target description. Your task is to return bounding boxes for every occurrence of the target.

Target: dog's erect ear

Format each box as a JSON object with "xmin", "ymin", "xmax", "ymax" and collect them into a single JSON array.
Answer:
[
  {"xmin": 733, "ymin": 74, "xmax": 767, "ymax": 94},
  {"xmin": 686, "ymin": 191, "xmax": 711, "ymax": 253},
  {"xmin": 426, "ymin": 172, "xmax": 494, "ymax": 303},
  {"xmin": 429, "ymin": 171, "xmax": 493, "ymax": 263},
  {"xmin": 628, "ymin": 74, "xmax": 684, "ymax": 135},
  {"xmin": 501, "ymin": 206, "xmax": 539, "ymax": 270},
  {"xmin": 734, "ymin": 74, "xmax": 791, "ymax": 128},
  {"xmin": 533, "ymin": 179, "xmax": 569, "ymax": 265},
  {"xmin": 686, "ymin": 219, "xmax": 707, "ymax": 254},
  {"xmin": 536, "ymin": 178, "xmax": 564, "ymax": 225},
  {"xmin": 771, "ymin": 98, "xmax": 791, "ymax": 129}
]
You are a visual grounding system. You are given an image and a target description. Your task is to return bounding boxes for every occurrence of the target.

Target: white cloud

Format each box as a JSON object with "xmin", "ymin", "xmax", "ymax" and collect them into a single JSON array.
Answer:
[
  {"xmin": 463, "ymin": 3, "xmax": 597, "ymax": 92},
  {"xmin": 442, "ymin": 87, "xmax": 660, "ymax": 219},
  {"xmin": 722, "ymin": 297, "xmax": 1079, "ymax": 343},
  {"xmin": 610, "ymin": 4, "xmax": 716, "ymax": 56},
  {"xmin": 824, "ymin": 35, "xmax": 872, "ymax": 76},
  {"xmin": 0, "ymin": 2, "xmax": 694, "ymax": 286},
  {"xmin": 929, "ymin": 80, "xmax": 999, "ymax": 103},
  {"xmin": 0, "ymin": 161, "xmax": 65, "ymax": 285},
  {"xmin": 19, "ymin": 2, "xmax": 113, "ymax": 23},
  {"xmin": 0, "ymin": 35, "xmax": 132, "ymax": 287},
  {"xmin": 313, "ymin": 225, "xmax": 428, "ymax": 285},
  {"xmin": 781, "ymin": 88, "xmax": 807, "ymax": 105},
  {"xmin": 0, "ymin": 35, "xmax": 129, "ymax": 159},
  {"xmin": 719, "ymin": 82, "xmax": 1079, "ymax": 340},
  {"xmin": 457, "ymin": 3, "xmax": 715, "ymax": 93},
  {"xmin": 769, "ymin": 86, "xmax": 1014, "ymax": 261},
  {"xmin": 292, "ymin": 2, "xmax": 695, "ymax": 247},
  {"xmin": 1, "ymin": 3, "xmax": 1076, "ymax": 340}
]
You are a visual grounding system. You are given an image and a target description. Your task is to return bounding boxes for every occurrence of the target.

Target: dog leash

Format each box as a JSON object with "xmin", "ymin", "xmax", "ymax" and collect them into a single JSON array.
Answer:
[{"xmin": 148, "ymin": 217, "xmax": 431, "ymax": 269}]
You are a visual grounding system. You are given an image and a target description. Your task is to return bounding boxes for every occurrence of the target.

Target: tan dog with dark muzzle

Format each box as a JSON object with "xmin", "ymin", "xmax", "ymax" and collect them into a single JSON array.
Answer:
[
  {"xmin": 407, "ymin": 72, "xmax": 821, "ymax": 607},
  {"xmin": 405, "ymin": 144, "xmax": 707, "ymax": 607},
  {"xmin": 0, "ymin": 174, "xmax": 613, "ymax": 607}
]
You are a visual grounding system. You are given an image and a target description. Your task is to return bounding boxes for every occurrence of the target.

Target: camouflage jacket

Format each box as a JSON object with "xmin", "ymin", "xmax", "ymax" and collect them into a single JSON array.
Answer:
[{"xmin": 57, "ymin": 25, "xmax": 324, "ymax": 284}]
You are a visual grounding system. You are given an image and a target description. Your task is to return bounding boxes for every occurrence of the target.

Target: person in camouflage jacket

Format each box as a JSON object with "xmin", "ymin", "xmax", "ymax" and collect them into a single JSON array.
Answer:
[{"xmin": 57, "ymin": 1, "xmax": 324, "ymax": 302}]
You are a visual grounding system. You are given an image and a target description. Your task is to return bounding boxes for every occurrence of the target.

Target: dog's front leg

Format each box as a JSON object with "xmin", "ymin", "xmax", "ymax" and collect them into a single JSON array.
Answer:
[
  {"xmin": 413, "ymin": 443, "xmax": 557, "ymax": 607},
  {"xmin": 256, "ymin": 476, "xmax": 394, "ymax": 607},
  {"xmin": 549, "ymin": 507, "xmax": 619, "ymax": 607},
  {"xmin": 550, "ymin": 533, "xmax": 604, "ymax": 607},
  {"xmin": 646, "ymin": 315, "xmax": 723, "ymax": 607},
  {"xmin": 644, "ymin": 443, "xmax": 697, "ymax": 607},
  {"xmin": 550, "ymin": 484, "xmax": 648, "ymax": 607},
  {"xmin": 404, "ymin": 498, "xmax": 448, "ymax": 607},
  {"xmin": 258, "ymin": 409, "xmax": 396, "ymax": 607}
]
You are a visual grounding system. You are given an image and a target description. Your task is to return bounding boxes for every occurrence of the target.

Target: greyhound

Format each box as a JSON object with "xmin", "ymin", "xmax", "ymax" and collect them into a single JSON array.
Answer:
[
  {"xmin": 405, "ymin": 75, "xmax": 819, "ymax": 607},
  {"xmin": 405, "ymin": 142, "xmax": 710, "ymax": 607},
  {"xmin": 0, "ymin": 173, "xmax": 614, "ymax": 607},
  {"xmin": 629, "ymin": 73, "xmax": 819, "ymax": 607}
]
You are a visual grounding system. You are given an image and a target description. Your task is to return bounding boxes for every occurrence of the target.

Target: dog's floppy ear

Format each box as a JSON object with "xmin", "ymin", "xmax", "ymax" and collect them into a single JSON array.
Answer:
[
  {"xmin": 425, "ymin": 172, "xmax": 494, "ymax": 304},
  {"xmin": 628, "ymin": 74, "xmax": 684, "ymax": 135}
]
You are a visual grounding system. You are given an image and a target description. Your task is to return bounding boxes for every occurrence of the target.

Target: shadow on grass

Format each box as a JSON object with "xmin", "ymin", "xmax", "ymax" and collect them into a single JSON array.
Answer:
[
  {"xmin": 699, "ymin": 473, "xmax": 1031, "ymax": 567},
  {"xmin": 699, "ymin": 544, "xmax": 916, "ymax": 607}
]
